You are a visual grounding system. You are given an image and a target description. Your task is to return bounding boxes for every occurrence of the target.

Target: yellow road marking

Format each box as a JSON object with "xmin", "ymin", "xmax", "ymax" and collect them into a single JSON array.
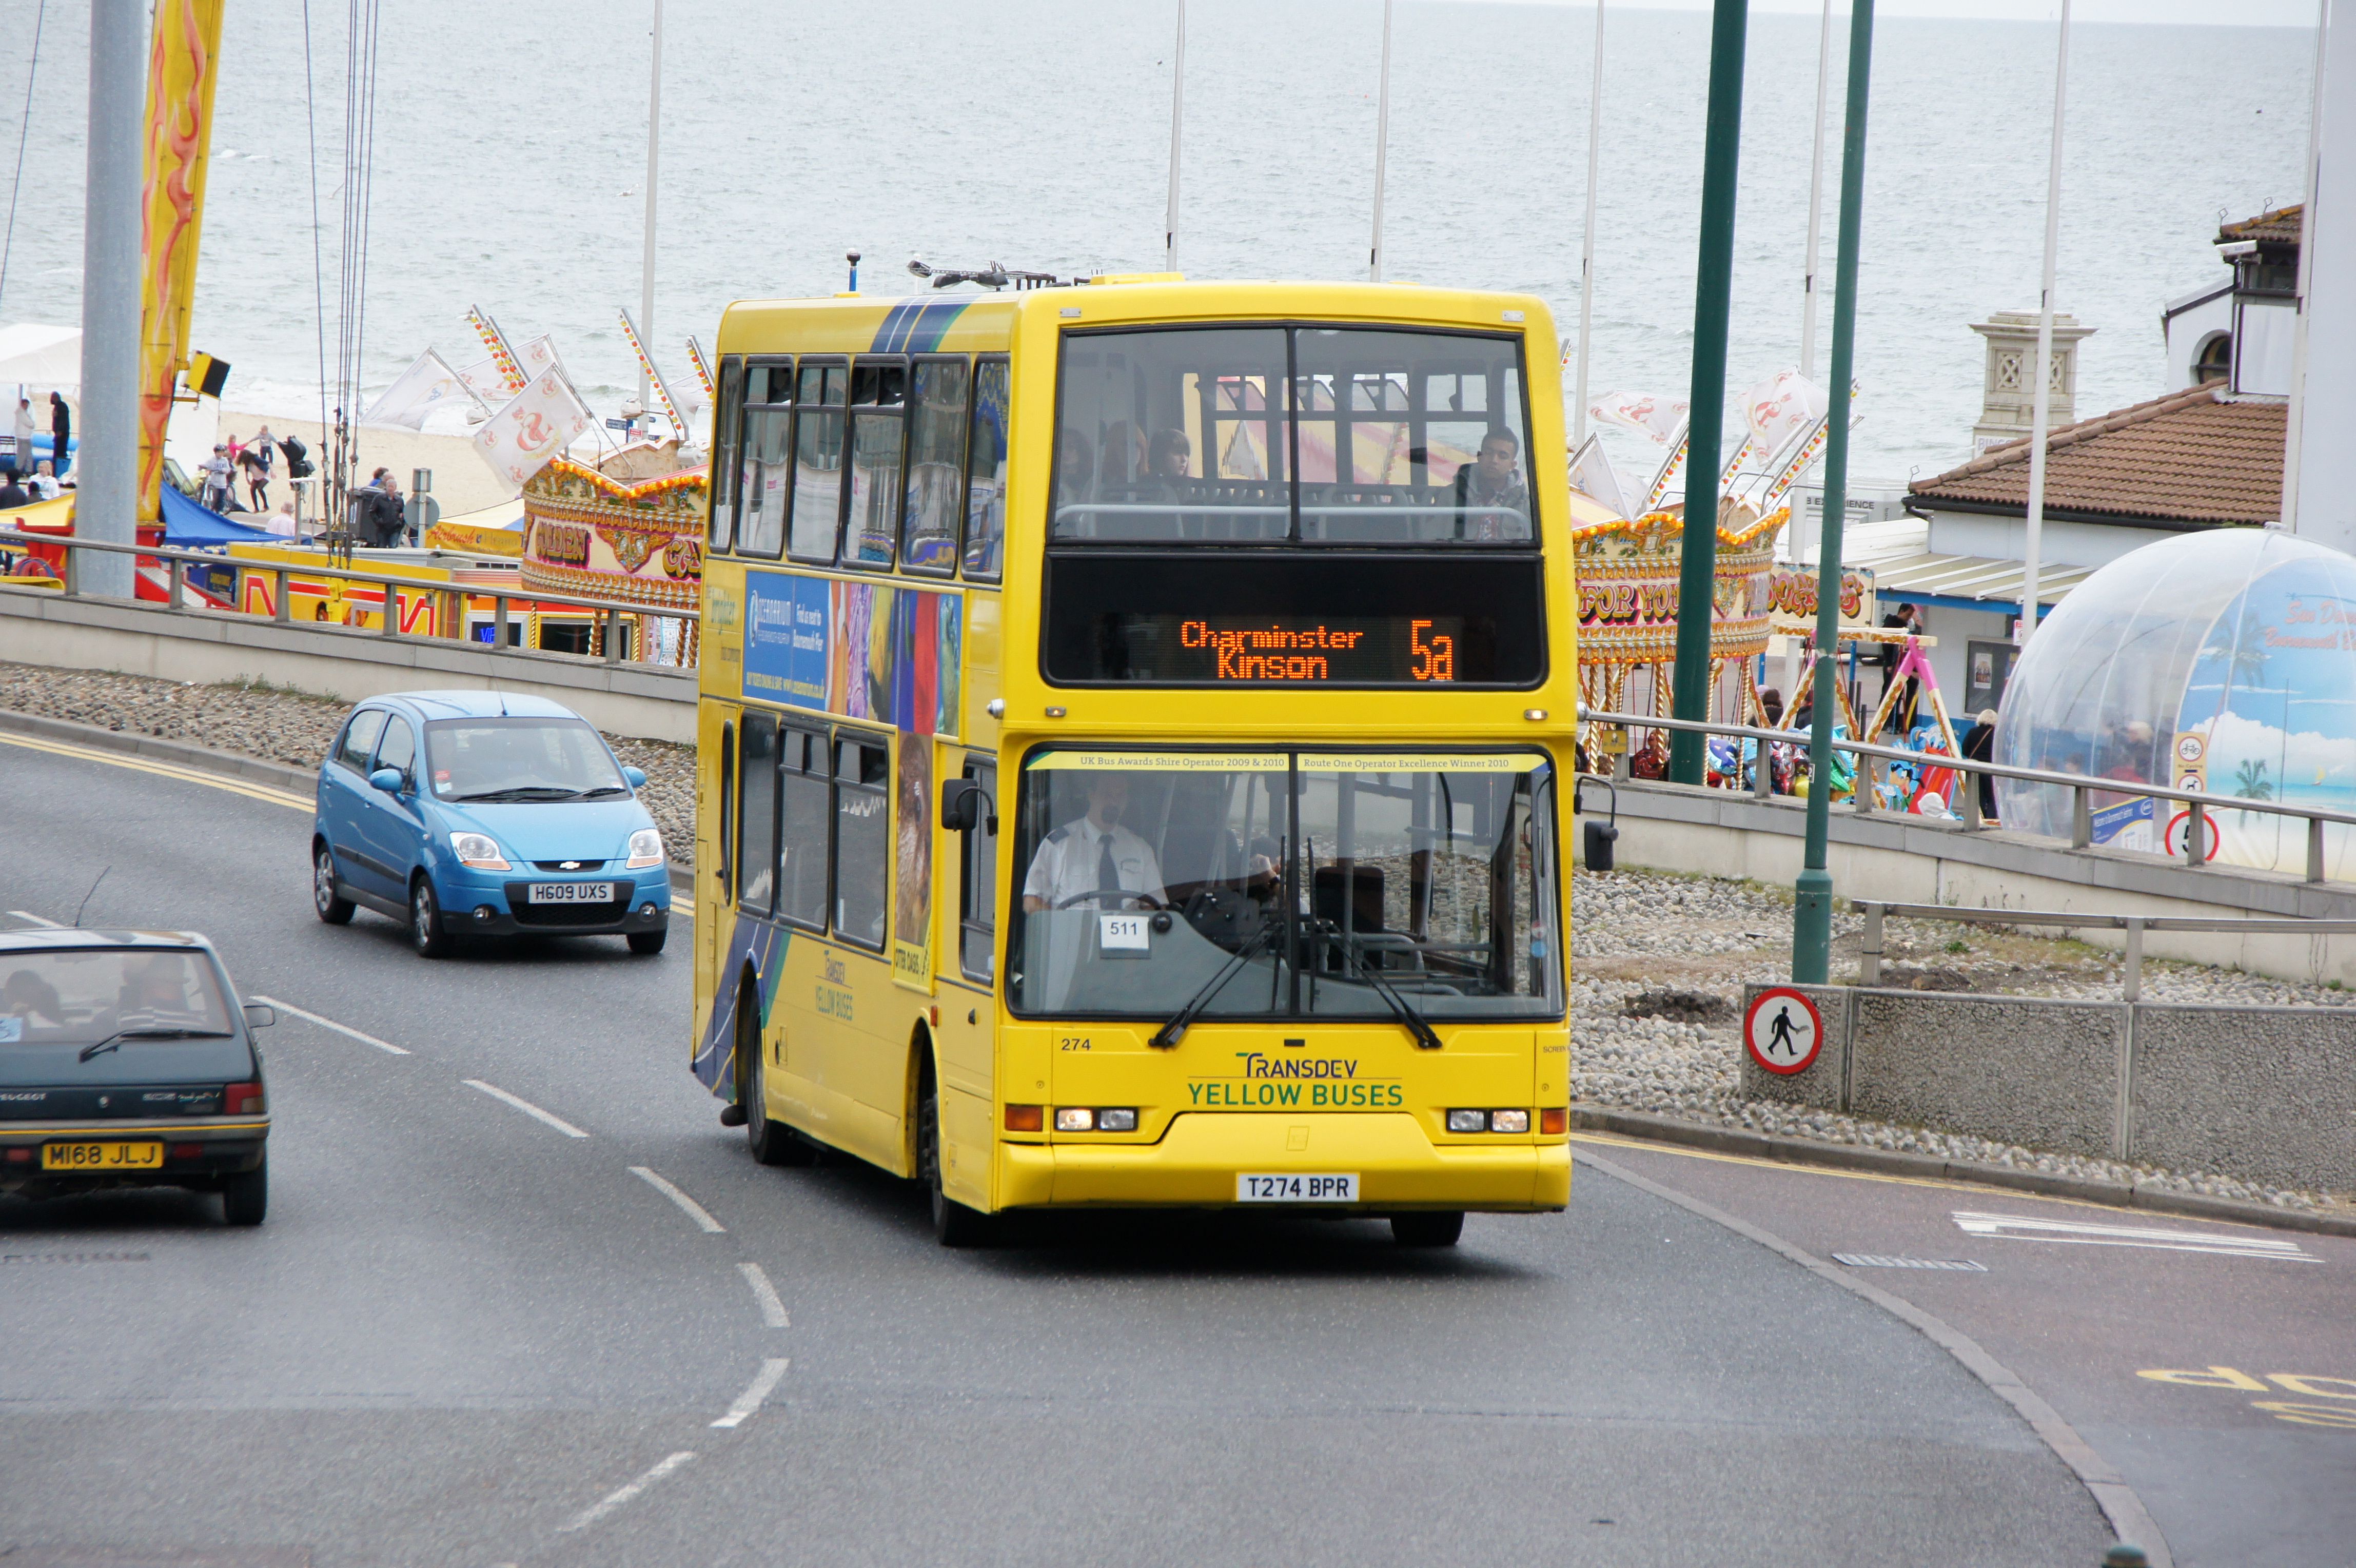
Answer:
[
  {"xmin": 0, "ymin": 731, "xmax": 311, "ymax": 811},
  {"xmin": 1570, "ymin": 1128, "xmax": 2301, "ymax": 1229}
]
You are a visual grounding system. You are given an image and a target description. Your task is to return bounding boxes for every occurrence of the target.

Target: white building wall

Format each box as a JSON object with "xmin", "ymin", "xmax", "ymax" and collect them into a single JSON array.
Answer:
[
  {"xmin": 1923, "ymin": 511, "xmax": 2177, "ymax": 570},
  {"xmin": 2161, "ymin": 287, "xmax": 2232, "ymax": 391},
  {"xmin": 2291, "ymin": 0, "xmax": 2356, "ymax": 552}
]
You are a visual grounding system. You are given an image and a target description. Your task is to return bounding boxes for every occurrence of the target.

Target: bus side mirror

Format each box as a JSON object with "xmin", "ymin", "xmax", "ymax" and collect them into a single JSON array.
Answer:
[{"xmin": 941, "ymin": 778, "xmax": 982, "ymax": 833}]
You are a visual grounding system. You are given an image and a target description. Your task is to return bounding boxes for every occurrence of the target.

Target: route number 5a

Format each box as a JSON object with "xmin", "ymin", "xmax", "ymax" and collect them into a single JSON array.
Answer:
[{"xmin": 1410, "ymin": 619, "xmax": 1455, "ymax": 683}]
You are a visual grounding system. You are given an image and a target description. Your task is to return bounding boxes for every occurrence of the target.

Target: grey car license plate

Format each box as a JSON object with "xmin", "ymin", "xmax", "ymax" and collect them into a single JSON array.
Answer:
[{"xmin": 527, "ymin": 881, "xmax": 615, "ymax": 904}]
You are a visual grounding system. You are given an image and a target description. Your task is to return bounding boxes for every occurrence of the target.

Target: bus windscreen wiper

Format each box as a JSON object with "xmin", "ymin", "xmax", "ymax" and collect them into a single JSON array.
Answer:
[
  {"xmin": 1148, "ymin": 926, "xmax": 1274, "ymax": 1050},
  {"xmin": 1329, "ymin": 935, "xmax": 1444, "ymax": 1051}
]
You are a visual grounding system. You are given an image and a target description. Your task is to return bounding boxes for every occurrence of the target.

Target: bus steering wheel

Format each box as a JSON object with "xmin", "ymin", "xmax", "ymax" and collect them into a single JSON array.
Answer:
[{"xmin": 1055, "ymin": 889, "xmax": 1164, "ymax": 911}]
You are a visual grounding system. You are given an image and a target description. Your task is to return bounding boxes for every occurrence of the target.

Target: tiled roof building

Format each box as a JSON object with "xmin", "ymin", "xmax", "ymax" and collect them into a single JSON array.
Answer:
[{"xmin": 1909, "ymin": 384, "xmax": 2284, "ymax": 530}]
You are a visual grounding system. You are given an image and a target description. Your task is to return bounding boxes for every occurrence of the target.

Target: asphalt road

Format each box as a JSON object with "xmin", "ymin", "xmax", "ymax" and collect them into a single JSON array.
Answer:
[{"xmin": 0, "ymin": 733, "xmax": 2129, "ymax": 1567}]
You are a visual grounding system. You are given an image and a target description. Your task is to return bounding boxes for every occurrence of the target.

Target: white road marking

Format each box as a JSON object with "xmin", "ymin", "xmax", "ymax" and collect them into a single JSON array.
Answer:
[
  {"xmin": 710, "ymin": 1357, "xmax": 791, "ymax": 1429},
  {"xmin": 559, "ymin": 1449, "xmax": 695, "ymax": 1533},
  {"xmin": 737, "ymin": 1261, "xmax": 789, "ymax": 1327},
  {"xmin": 249, "ymin": 995, "xmax": 411, "ymax": 1055},
  {"xmin": 462, "ymin": 1079, "xmax": 590, "ymax": 1139},
  {"xmin": 6, "ymin": 910, "xmax": 60, "ymax": 927},
  {"xmin": 1951, "ymin": 1210, "xmax": 2316, "ymax": 1262},
  {"xmin": 629, "ymin": 1165, "xmax": 725, "ymax": 1232}
]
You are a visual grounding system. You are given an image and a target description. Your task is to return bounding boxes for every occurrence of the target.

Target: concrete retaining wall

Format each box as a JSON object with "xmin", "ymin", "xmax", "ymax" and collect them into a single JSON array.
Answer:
[
  {"xmin": 2133, "ymin": 1004, "xmax": 2356, "ymax": 1196},
  {"xmin": 0, "ymin": 585, "xmax": 696, "ymax": 742},
  {"xmin": 1852, "ymin": 992, "xmax": 2124, "ymax": 1161},
  {"xmin": 1740, "ymin": 982, "xmax": 2356, "ymax": 1195}
]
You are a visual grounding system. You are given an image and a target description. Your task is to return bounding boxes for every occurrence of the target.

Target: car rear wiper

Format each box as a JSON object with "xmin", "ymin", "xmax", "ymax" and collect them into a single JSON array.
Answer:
[
  {"xmin": 78, "ymin": 1028, "xmax": 233, "ymax": 1063},
  {"xmin": 451, "ymin": 786, "xmax": 582, "ymax": 802},
  {"xmin": 1148, "ymin": 925, "xmax": 1274, "ymax": 1050},
  {"xmin": 1328, "ymin": 933, "xmax": 1444, "ymax": 1051}
]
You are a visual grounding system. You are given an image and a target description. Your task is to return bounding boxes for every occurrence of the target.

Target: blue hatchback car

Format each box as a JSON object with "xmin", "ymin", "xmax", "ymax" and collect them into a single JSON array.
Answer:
[{"xmin": 310, "ymin": 692, "xmax": 671, "ymax": 957}]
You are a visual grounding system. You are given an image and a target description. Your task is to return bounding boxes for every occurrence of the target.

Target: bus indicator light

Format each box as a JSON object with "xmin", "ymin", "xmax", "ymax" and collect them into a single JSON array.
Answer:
[{"xmin": 1004, "ymin": 1104, "xmax": 1044, "ymax": 1132}]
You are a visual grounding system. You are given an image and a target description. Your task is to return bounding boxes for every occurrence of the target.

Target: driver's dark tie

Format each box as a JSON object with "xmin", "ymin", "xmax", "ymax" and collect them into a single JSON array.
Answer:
[{"xmin": 1097, "ymin": 833, "xmax": 1120, "ymax": 898}]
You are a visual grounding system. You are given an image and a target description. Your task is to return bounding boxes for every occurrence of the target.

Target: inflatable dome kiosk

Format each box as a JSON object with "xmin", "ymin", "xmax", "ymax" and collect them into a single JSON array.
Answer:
[{"xmin": 1997, "ymin": 528, "xmax": 2356, "ymax": 873}]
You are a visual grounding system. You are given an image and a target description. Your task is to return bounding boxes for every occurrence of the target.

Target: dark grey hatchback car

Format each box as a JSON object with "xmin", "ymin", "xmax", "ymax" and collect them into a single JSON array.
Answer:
[{"xmin": 0, "ymin": 929, "xmax": 273, "ymax": 1224}]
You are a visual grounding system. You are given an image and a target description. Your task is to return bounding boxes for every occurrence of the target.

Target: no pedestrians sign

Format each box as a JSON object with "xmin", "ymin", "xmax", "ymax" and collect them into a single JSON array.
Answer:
[{"xmin": 1744, "ymin": 987, "xmax": 1823, "ymax": 1075}]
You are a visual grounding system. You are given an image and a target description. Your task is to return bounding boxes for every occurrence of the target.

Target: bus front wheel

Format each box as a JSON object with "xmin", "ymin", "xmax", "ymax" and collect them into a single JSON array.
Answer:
[
  {"xmin": 741, "ymin": 1001, "xmax": 811, "ymax": 1167},
  {"xmin": 919, "ymin": 1067, "xmax": 993, "ymax": 1248},
  {"xmin": 1391, "ymin": 1211, "xmax": 1464, "ymax": 1248}
]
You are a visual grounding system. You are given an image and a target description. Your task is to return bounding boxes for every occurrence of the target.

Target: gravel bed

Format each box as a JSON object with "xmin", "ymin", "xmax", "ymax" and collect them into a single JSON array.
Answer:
[
  {"xmin": 1573, "ymin": 866, "xmax": 2351, "ymax": 1213},
  {"xmin": 0, "ymin": 663, "xmax": 695, "ymax": 867}
]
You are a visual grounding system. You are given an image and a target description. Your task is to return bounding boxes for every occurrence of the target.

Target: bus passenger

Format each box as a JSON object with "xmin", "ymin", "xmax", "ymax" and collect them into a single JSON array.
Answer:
[
  {"xmin": 1454, "ymin": 427, "xmax": 1528, "ymax": 540},
  {"xmin": 1147, "ymin": 427, "xmax": 1192, "ymax": 479},
  {"xmin": 1022, "ymin": 773, "xmax": 1166, "ymax": 912}
]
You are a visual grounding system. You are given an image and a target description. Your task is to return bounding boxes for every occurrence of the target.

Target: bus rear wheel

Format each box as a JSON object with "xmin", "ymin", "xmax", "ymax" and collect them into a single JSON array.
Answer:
[
  {"xmin": 1390, "ymin": 1211, "xmax": 1464, "ymax": 1248},
  {"xmin": 919, "ymin": 1067, "xmax": 993, "ymax": 1248}
]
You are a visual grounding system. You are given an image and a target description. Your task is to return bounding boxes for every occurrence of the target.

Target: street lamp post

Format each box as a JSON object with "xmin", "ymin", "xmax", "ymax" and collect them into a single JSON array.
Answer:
[
  {"xmin": 1793, "ymin": 0, "xmax": 1878, "ymax": 984},
  {"xmin": 1667, "ymin": 0, "xmax": 1751, "ymax": 785}
]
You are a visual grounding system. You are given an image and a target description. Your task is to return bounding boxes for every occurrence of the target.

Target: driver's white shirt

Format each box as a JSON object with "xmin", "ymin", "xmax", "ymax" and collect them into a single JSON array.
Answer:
[{"xmin": 1023, "ymin": 817, "xmax": 1166, "ymax": 909}]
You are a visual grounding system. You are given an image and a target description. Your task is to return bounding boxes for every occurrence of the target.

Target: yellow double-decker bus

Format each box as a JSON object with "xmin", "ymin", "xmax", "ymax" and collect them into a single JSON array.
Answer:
[{"xmin": 691, "ymin": 277, "xmax": 1572, "ymax": 1245}]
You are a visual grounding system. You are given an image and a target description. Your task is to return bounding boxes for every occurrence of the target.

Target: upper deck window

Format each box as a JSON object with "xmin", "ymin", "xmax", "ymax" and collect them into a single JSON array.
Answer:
[
  {"xmin": 1052, "ymin": 326, "xmax": 1534, "ymax": 545},
  {"xmin": 737, "ymin": 358, "xmax": 793, "ymax": 560}
]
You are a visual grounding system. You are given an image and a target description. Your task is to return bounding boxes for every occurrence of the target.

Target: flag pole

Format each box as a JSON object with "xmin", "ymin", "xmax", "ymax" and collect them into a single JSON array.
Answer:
[
  {"xmin": 1573, "ymin": 0, "xmax": 1606, "ymax": 443},
  {"xmin": 1799, "ymin": 0, "xmax": 1835, "ymax": 381},
  {"xmin": 1667, "ymin": 0, "xmax": 1752, "ymax": 786},
  {"xmin": 1165, "ymin": 0, "xmax": 1186, "ymax": 273},
  {"xmin": 2020, "ymin": 0, "xmax": 2071, "ymax": 651},
  {"xmin": 1792, "ymin": 0, "xmax": 1877, "ymax": 984},
  {"xmin": 640, "ymin": 0, "xmax": 662, "ymax": 420},
  {"xmin": 1370, "ymin": 0, "xmax": 1393, "ymax": 283}
]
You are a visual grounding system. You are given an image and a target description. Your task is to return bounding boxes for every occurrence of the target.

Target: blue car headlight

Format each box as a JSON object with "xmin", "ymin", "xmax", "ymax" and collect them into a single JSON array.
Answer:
[
  {"xmin": 626, "ymin": 828, "xmax": 664, "ymax": 870},
  {"xmin": 451, "ymin": 831, "xmax": 511, "ymax": 871}
]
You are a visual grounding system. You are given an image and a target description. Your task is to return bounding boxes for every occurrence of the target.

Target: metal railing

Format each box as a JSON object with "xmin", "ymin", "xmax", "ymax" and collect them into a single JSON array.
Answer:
[
  {"xmin": 0, "ymin": 527, "xmax": 698, "ymax": 671},
  {"xmin": 1855, "ymin": 900, "xmax": 2356, "ymax": 1002},
  {"xmin": 1577, "ymin": 704, "xmax": 2356, "ymax": 888}
]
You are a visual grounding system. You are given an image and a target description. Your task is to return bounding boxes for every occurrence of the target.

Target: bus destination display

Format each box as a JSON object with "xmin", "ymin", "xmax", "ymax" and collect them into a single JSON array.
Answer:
[
  {"xmin": 1161, "ymin": 615, "xmax": 1465, "ymax": 683},
  {"xmin": 1043, "ymin": 551, "xmax": 1544, "ymax": 689}
]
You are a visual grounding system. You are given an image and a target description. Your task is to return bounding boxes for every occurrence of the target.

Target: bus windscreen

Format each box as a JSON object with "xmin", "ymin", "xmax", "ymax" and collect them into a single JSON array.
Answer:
[{"xmin": 1052, "ymin": 326, "xmax": 1534, "ymax": 544}]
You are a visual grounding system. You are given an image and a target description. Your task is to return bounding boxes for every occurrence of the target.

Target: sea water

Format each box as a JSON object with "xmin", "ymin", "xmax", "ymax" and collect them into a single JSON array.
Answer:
[{"xmin": 0, "ymin": 1, "xmax": 2312, "ymax": 486}]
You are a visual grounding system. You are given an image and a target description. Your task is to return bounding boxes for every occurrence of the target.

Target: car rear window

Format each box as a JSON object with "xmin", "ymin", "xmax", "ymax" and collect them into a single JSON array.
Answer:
[{"xmin": 0, "ymin": 946, "xmax": 253, "ymax": 1086}]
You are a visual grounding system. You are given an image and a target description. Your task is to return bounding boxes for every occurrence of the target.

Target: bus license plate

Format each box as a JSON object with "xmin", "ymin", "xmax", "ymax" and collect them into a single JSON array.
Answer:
[
  {"xmin": 528, "ymin": 882, "xmax": 614, "ymax": 904},
  {"xmin": 1238, "ymin": 1173, "xmax": 1359, "ymax": 1203},
  {"xmin": 42, "ymin": 1141, "xmax": 164, "ymax": 1171}
]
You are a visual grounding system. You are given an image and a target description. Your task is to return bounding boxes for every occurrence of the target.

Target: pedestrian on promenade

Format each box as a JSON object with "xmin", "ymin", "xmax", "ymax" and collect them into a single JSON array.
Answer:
[
  {"xmin": 48, "ymin": 393, "xmax": 69, "ymax": 477},
  {"xmin": 199, "ymin": 444, "xmax": 235, "ymax": 512},
  {"xmin": 239, "ymin": 442, "xmax": 271, "ymax": 511},
  {"xmin": 8, "ymin": 399, "xmax": 31, "ymax": 478},
  {"xmin": 1962, "ymin": 708, "xmax": 1999, "ymax": 822}
]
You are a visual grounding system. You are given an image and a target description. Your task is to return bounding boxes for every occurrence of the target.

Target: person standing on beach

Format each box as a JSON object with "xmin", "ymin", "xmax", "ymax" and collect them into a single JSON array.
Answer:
[
  {"xmin": 48, "ymin": 393, "xmax": 69, "ymax": 477},
  {"xmin": 250, "ymin": 423, "xmax": 275, "ymax": 500},
  {"xmin": 9, "ymin": 399, "xmax": 31, "ymax": 478},
  {"xmin": 239, "ymin": 442, "xmax": 271, "ymax": 511},
  {"xmin": 200, "ymin": 444, "xmax": 235, "ymax": 512}
]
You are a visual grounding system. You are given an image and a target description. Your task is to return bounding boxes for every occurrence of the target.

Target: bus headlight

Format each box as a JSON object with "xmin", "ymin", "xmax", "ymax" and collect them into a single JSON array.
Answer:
[
  {"xmin": 451, "ymin": 832, "xmax": 509, "ymax": 871},
  {"xmin": 626, "ymin": 829, "xmax": 665, "ymax": 869},
  {"xmin": 1096, "ymin": 1108, "xmax": 1138, "ymax": 1132},
  {"xmin": 1489, "ymin": 1109, "xmax": 1530, "ymax": 1133},
  {"xmin": 1055, "ymin": 1108, "xmax": 1095, "ymax": 1132},
  {"xmin": 1446, "ymin": 1109, "xmax": 1489, "ymax": 1133}
]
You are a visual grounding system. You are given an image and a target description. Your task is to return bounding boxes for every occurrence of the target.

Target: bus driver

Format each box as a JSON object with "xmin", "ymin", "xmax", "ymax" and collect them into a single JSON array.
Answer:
[{"xmin": 1022, "ymin": 772, "xmax": 1167, "ymax": 913}]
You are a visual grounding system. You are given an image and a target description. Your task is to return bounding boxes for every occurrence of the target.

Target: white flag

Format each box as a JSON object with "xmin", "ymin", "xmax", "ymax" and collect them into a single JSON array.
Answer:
[
  {"xmin": 473, "ymin": 373, "xmax": 593, "ymax": 491},
  {"xmin": 1567, "ymin": 432, "xmax": 1632, "ymax": 517},
  {"xmin": 456, "ymin": 355, "xmax": 515, "ymax": 402},
  {"xmin": 1741, "ymin": 369, "xmax": 1830, "ymax": 467},
  {"xmin": 362, "ymin": 350, "xmax": 479, "ymax": 429},
  {"xmin": 1588, "ymin": 390, "xmax": 1689, "ymax": 446},
  {"xmin": 513, "ymin": 334, "xmax": 567, "ymax": 383}
]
